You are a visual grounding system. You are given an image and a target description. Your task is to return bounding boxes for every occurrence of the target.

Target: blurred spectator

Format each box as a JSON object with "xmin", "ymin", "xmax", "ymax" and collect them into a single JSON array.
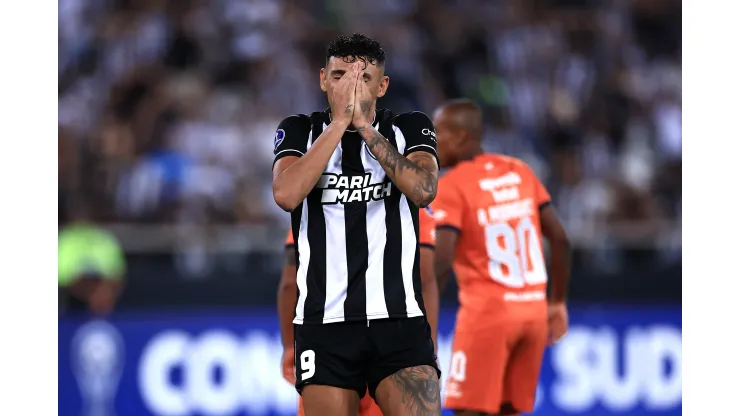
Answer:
[
  {"xmin": 58, "ymin": 0, "xmax": 680, "ymax": 282},
  {"xmin": 59, "ymin": 201, "xmax": 126, "ymax": 316}
]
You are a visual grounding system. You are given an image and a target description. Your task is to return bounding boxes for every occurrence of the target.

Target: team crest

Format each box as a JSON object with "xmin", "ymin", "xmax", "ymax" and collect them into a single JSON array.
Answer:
[{"xmin": 274, "ymin": 129, "xmax": 286, "ymax": 151}]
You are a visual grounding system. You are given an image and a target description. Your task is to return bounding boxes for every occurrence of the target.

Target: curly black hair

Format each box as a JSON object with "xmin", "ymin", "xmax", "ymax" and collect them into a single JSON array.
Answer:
[{"xmin": 326, "ymin": 33, "xmax": 386, "ymax": 66}]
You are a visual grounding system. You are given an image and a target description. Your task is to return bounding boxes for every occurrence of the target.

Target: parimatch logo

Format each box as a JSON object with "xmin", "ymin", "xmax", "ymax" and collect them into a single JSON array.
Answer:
[{"xmin": 317, "ymin": 173, "xmax": 392, "ymax": 204}]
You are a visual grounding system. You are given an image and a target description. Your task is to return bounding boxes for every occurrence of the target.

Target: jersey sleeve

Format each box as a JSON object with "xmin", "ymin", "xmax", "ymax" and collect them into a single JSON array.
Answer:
[
  {"xmin": 418, "ymin": 206, "xmax": 436, "ymax": 249},
  {"xmin": 534, "ymin": 178, "xmax": 552, "ymax": 209},
  {"xmin": 273, "ymin": 114, "xmax": 312, "ymax": 164},
  {"xmin": 433, "ymin": 174, "xmax": 464, "ymax": 232},
  {"xmin": 521, "ymin": 163, "xmax": 552, "ymax": 209},
  {"xmin": 392, "ymin": 112, "xmax": 438, "ymax": 162},
  {"xmin": 285, "ymin": 230, "xmax": 295, "ymax": 247}
]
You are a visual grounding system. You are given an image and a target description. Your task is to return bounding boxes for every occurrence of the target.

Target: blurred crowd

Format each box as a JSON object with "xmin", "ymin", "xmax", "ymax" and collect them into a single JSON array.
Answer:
[{"xmin": 58, "ymin": 0, "xmax": 681, "ymax": 260}]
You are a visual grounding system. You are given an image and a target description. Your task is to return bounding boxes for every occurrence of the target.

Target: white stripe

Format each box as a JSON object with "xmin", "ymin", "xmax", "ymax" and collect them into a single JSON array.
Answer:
[
  {"xmin": 405, "ymin": 144, "xmax": 438, "ymax": 155},
  {"xmin": 399, "ymin": 195, "xmax": 422, "ymax": 316},
  {"xmin": 393, "ymin": 125, "xmax": 407, "ymax": 154},
  {"xmin": 294, "ymin": 199, "xmax": 310, "ymax": 324},
  {"xmin": 363, "ymin": 139, "xmax": 389, "ymax": 320},
  {"xmin": 322, "ymin": 126, "xmax": 348, "ymax": 322},
  {"xmin": 293, "ymin": 127, "xmax": 316, "ymax": 325},
  {"xmin": 275, "ymin": 148, "xmax": 305, "ymax": 157}
]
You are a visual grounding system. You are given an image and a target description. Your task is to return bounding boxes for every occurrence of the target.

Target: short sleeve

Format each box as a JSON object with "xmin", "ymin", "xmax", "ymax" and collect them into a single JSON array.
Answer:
[
  {"xmin": 392, "ymin": 112, "xmax": 438, "ymax": 162},
  {"xmin": 534, "ymin": 178, "xmax": 552, "ymax": 209},
  {"xmin": 433, "ymin": 174, "xmax": 464, "ymax": 232},
  {"xmin": 521, "ymin": 163, "xmax": 551, "ymax": 209},
  {"xmin": 273, "ymin": 115, "xmax": 312, "ymax": 164},
  {"xmin": 285, "ymin": 230, "xmax": 295, "ymax": 247},
  {"xmin": 418, "ymin": 206, "xmax": 436, "ymax": 249}
]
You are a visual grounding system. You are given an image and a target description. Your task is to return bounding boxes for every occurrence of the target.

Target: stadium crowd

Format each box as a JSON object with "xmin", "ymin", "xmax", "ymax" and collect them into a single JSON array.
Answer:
[{"xmin": 58, "ymin": 0, "xmax": 681, "ymax": 275}]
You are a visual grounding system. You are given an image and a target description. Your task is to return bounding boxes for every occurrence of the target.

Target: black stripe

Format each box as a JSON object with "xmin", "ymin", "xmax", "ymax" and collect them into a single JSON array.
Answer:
[
  {"xmin": 273, "ymin": 150, "xmax": 305, "ymax": 167},
  {"xmin": 419, "ymin": 244, "xmax": 435, "ymax": 250},
  {"xmin": 303, "ymin": 114, "xmax": 328, "ymax": 324},
  {"xmin": 539, "ymin": 201, "xmax": 552, "ymax": 211},
  {"xmin": 342, "ymin": 132, "xmax": 368, "ymax": 319},
  {"xmin": 408, "ymin": 197, "xmax": 426, "ymax": 315},
  {"xmin": 381, "ymin": 119, "xmax": 407, "ymax": 316}
]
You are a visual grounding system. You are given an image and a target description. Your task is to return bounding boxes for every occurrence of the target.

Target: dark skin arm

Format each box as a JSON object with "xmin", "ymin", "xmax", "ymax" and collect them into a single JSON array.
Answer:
[
  {"xmin": 357, "ymin": 125, "xmax": 438, "ymax": 208},
  {"xmin": 540, "ymin": 204, "xmax": 571, "ymax": 302},
  {"xmin": 277, "ymin": 246, "xmax": 298, "ymax": 384},
  {"xmin": 419, "ymin": 247, "xmax": 438, "ymax": 352},
  {"xmin": 277, "ymin": 247, "xmax": 298, "ymax": 349},
  {"xmin": 433, "ymin": 228, "xmax": 458, "ymax": 296}
]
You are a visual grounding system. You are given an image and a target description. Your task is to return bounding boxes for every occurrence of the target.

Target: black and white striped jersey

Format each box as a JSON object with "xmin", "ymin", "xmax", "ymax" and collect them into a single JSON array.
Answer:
[{"xmin": 273, "ymin": 108, "xmax": 438, "ymax": 325}]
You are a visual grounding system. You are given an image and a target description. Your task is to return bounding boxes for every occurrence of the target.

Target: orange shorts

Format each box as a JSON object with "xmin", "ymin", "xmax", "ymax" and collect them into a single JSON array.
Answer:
[
  {"xmin": 297, "ymin": 390, "xmax": 382, "ymax": 416},
  {"xmin": 444, "ymin": 319, "xmax": 547, "ymax": 414}
]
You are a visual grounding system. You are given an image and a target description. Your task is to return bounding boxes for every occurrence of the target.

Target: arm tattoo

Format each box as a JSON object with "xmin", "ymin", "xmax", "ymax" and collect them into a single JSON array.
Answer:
[
  {"xmin": 357, "ymin": 125, "xmax": 438, "ymax": 206},
  {"xmin": 389, "ymin": 365, "xmax": 441, "ymax": 416},
  {"xmin": 344, "ymin": 103, "xmax": 354, "ymax": 117},
  {"xmin": 360, "ymin": 99, "xmax": 372, "ymax": 117}
]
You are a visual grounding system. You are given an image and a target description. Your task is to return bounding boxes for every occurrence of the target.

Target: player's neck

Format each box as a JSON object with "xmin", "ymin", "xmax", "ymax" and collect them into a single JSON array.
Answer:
[{"xmin": 460, "ymin": 146, "xmax": 484, "ymax": 162}]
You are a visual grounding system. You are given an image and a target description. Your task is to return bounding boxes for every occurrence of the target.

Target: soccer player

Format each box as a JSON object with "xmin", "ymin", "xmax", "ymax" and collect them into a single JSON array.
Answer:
[
  {"xmin": 271, "ymin": 34, "xmax": 441, "ymax": 416},
  {"xmin": 432, "ymin": 99, "xmax": 571, "ymax": 416},
  {"xmin": 278, "ymin": 206, "xmax": 440, "ymax": 416}
]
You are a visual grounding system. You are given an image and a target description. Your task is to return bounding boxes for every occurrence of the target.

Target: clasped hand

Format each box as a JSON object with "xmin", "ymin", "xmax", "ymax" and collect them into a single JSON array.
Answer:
[{"xmin": 330, "ymin": 62, "xmax": 373, "ymax": 128}]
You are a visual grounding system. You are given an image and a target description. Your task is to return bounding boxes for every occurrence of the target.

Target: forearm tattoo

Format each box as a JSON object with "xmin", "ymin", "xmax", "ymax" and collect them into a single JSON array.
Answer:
[
  {"xmin": 357, "ymin": 126, "xmax": 438, "ymax": 206},
  {"xmin": 360, "ymin": 99, "xmax": 372, "ymax": 118},
  {"xmin": 389, "ymin": 365, "xmax": 441, "ymax": 416}
]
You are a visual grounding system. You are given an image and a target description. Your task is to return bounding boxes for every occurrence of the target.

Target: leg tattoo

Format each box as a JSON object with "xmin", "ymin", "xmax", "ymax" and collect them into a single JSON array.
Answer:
[{"xmin": 389, "ymin": 365, "xmax": 441, "ymax": 416}]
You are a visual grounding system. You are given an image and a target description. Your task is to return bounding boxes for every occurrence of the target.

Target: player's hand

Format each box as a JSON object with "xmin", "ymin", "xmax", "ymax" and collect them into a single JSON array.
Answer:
[
  {"xmin": 281, "ymin": 346, "xmax": 296, "ymax": 385},
  {"xmin": 352, "ymin": 67, "xmax": 373, "ymax": 128},
  {"xmin": 330, "ymin": 63, "xmax": 360, "ymax": 127},
  {"xmin": 547, "ymin": 302, "xmax": 569, "ymax": 345}
]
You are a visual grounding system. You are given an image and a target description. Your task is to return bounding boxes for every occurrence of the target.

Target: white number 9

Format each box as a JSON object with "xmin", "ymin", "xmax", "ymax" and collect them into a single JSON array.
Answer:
[{"xmin": 300, "ymin": 350, "xmax": 316, "ymax": 380}]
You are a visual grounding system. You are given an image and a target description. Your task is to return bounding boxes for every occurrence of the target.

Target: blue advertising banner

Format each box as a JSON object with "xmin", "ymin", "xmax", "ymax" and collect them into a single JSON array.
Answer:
[{"xmin": 59, "ymin": 306, "xmax": 681, "ymax": 416}]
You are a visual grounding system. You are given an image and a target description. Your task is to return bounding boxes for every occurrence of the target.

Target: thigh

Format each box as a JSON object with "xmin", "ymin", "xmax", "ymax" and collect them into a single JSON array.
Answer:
[
  {"xmin": 294, "ymin": 322, "xmax": 368, "ymax": 396},
  {"xmin": 502, "ymin": 319, "xmax": 548, "ymax": 414},
  {"xmin": 443, "ymin": 325, "xmax": 514, "ymax": 415},
  {"xmin": 374, "ymin": 365, "xmax": 441, "ymax": 416},
  {"xmin": 302, "ymin": 385, "xmax": 361, "ymax": 416},
  {"xmin": 366, "ymin": 317, "xmax": 440, "ymax": 396},
  {"xmin": 368, "ymin": 317, "xmax": 442, "ymax": 416}
]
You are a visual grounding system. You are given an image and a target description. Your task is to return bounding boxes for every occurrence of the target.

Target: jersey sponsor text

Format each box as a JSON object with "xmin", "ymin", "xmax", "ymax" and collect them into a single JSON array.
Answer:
[{"xmin": 317, "ymin": 173, "xmax": 392, "ymax": 204}]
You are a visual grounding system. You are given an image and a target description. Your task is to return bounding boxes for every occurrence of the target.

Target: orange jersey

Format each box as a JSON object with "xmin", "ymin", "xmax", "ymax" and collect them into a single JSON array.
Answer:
[
  {"xmin": 285, "ymin": 207, "xmax": 436, "ymax": 248},
  {"xmin": 434, "ymin": 154, "xmax": 551, "ymax": 330}
]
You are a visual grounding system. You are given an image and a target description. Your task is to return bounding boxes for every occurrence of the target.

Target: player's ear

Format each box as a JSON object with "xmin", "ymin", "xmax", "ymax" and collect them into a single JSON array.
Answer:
[
  {"xmin": 376, "ymin": 75, "xmax": 390, "ymax": 98},
  {"xmin": 320, "ymin": 68, "xmax": 328, "ymax": 92}
]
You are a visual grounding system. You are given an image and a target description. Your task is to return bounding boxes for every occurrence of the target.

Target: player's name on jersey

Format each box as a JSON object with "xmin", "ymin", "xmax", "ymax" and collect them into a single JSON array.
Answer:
[
  {"xmin": 476, "ymin": 198, "xmax": 536, "ymax": 226},
  {"xmin": 317, "ymin": 173, "xmax": 392, "ymax": 204},
  {"xmin": 479, "ymin": 172, "xmax": 523, "ymax": 203}
]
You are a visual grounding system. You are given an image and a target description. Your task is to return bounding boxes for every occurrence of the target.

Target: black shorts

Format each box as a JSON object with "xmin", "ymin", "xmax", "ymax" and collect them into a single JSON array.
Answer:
[{"xmin": 294, "ymin": 316, "xmax": 440, "ymax": 399}]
